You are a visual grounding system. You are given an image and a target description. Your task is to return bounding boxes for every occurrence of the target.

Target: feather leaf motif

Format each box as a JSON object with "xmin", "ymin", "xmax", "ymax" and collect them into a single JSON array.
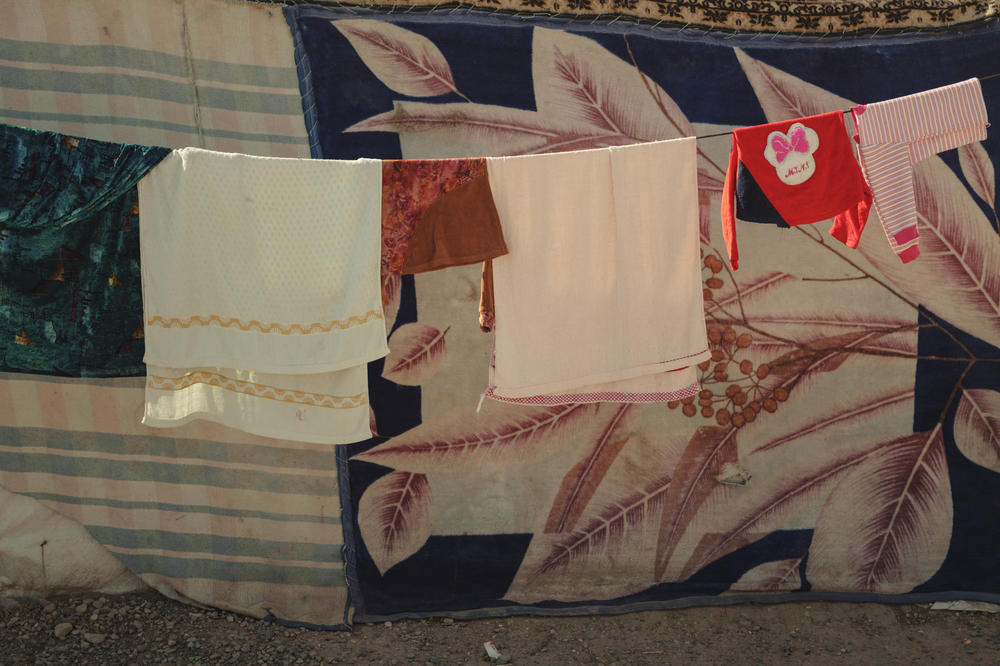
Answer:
[
  {"xmin": 858, "ymin": 159, "xmax": 1000, "ymax": 346},
  {"xmin": 346, "ymin": 100, "xmax": 618, "ymax": 157},
  {"xmin": 503, "ymin": 427, "xmax": 693, "ymax": 604},
  {"xmin": 654, "ymin": 426, "xmax": 737, "ymax": 581},
  {"xmin": 532, "ymin": 28, "xmax": 694, "ymax": 142},
  {"xmin": 352, "ymin": 402, "xmax": 599, "ymax": 474},
  {"xmin": 734, "ymin": 48, "xmax": 853, "ymax": 120},
  {"xmin": 333, "ymin": 20, "xmax": 461, "ymax": 98},
  {"xmin": 358, "ymin": 471, "xmax": 433, "ymax": 575},
  {"xmin": 382, "ymin": 322, "xmax": 449, "ymax": 386},
  {"xmin": 958, "ymin": 142, "xmax": 996, "ymax": 209},
  {"xmin": 655, "ymin": 329, "xmax": 901, "ymax": 581},
  {"xmin": 729, "ymin": 557, "xmax": 803, "ymax": 592},
  {"xmin": 676, "ymin": 385, "xmax": 914, "ymax": 580},
  {"xmin": 706, "ymin": 271, "xmax": 799, "ymax": 318},
  {"xmin": 808, "ymin": 427, "xmax": 951, "ymax": 593},
  {"xmin": 535, "ymin": 474, "xmax": 672, "ymax": 579},
  {"xmin": 544, "ymin": 404, "xmax": 641, "ymax": 533},
  {"xmin": 953, "ymin": 388, "xmax": 1000, "ymax": 473},
  {"xmin": 734, "ymin": 49, "xmax": 1000, "ymax": 345}
]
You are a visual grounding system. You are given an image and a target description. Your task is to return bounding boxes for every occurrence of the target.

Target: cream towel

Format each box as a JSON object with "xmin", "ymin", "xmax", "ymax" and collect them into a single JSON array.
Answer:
[
  {"xmin": 139, "ymin": 147, "xmax": 386, "ymax": 443},
  {"xmin": 485, "ymin": 137, "xmax": 709, "ymax": 402},
  {"xmin": 143, "ymin": 364, "xmax": 371, "ymax": 444}
]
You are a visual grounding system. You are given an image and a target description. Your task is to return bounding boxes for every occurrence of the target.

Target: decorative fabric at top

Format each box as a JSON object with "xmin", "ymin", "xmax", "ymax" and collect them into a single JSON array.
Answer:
[
  {"xmin": 0, "ymin": 123, "xmax": 169, "ymax": 377},
  {"xmin": 280, "ymin": 0, "xmax": 994, "ymax": 33}
]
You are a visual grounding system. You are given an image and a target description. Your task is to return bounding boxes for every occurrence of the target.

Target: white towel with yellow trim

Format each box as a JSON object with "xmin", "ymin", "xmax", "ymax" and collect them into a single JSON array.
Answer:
[
  {"xmin": 139, "ymin": 147, "xmax": 386, "ymax": 443},
  {"xmin": 143, "ymin": 364, "xmax": 372, "ymax": 445}
]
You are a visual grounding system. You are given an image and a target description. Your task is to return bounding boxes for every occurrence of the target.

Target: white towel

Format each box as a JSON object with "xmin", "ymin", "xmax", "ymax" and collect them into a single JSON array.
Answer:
[
  {"xmin": 485, "ymin": 138, "xmax": 709, "ymax": 403},
  {"xmin": 143, "ymin": 364, "xmax": 372, "ymax": 444},
  {"xmin": 139, "ymin": 147, "xmax": 386, "ymax": 443}
]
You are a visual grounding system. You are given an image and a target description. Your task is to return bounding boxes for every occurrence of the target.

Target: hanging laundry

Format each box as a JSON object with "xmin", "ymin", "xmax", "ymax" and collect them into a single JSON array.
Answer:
[
  {"xmin": 483, "ymin": 138, "xmax": 710, "ymax": 404},
  {"xmin": 852, "ymin": 78, "xmax": 989, "ymax": 263},
  {"xmin": 379, "ymin": 158, "xmax": 508, "ymax": 318},
  {"xmin": 143, "ymin": 364, "xmax": 371, "ymax": 442},
  {"xmin": 139, "ymin": 147, "xmax": 387, "ymax": 444},
  {"xmin": 0, "ymin": 123, "xmax": 169, "ymax": 377},
  {"xmin": 734, "ymin": 162, "xmax": 791, "ymax": 229},
  {"xmin": 721, "ymin": 111, "xmax": 873, "ymax": 270}
]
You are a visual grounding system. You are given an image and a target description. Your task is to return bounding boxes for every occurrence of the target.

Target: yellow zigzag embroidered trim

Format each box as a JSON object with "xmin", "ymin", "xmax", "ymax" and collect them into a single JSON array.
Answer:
[
  {"xmin": 147, "ymin": 372, "xmax": 367, "ymax": 409},
  {"xmin": 146, "ymin": 310, "xmax": 383, "ymax": 334}
]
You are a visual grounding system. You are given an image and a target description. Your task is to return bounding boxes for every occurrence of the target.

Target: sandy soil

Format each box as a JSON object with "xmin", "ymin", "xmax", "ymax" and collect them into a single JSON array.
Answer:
[{"xmin": 2, "ymin": 592, "xmax": 999, "ymax": 664}]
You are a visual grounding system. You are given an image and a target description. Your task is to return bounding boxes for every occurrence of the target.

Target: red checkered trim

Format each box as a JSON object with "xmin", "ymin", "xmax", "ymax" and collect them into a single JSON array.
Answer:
[{"xmin": 483, "ymin": 380, "xmax": 700, "ymax": 406}]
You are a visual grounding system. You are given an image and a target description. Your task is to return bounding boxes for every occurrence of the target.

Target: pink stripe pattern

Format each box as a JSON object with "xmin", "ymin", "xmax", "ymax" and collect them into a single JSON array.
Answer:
[{"xmin": 852, "ymin": 78, "xmax": 989, "ymax": 263}]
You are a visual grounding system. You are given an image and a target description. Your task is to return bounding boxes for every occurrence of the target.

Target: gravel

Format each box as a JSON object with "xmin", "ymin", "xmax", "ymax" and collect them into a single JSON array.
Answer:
[{"xmin": 2, "ymin": 592, "xmax": 1000, "ymax": 665}]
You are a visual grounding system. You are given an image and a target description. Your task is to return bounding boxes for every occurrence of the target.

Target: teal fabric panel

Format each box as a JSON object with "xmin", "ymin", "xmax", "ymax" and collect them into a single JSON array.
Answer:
[{"xmin": 0, "ymin": 123, "xmax": 169, "ymax": 376}]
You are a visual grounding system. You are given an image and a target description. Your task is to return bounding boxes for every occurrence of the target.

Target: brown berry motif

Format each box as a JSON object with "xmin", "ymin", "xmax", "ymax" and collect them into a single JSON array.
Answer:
[{"xmin": 668, "ymin": 254, "xmax": 790, "ymax": 428}]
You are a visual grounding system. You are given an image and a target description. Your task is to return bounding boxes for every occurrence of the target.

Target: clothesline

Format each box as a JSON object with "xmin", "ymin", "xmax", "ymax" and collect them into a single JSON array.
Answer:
[{"xmin": 693, "ymin": 73, "xmax": 1000, "ymax": 140}]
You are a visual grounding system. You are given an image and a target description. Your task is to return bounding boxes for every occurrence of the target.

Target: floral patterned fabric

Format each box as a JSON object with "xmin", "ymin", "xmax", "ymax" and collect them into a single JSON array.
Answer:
[
  {"xmin": 0, "ymin": 123, "xmax": 169, "ymax": 376},
  {"xmin": 288, "ymin": 6, "xmax": 1000, "ymax": 624}
]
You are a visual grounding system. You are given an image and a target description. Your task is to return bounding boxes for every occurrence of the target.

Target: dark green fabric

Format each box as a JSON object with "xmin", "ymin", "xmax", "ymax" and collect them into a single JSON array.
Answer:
[{"xmin": 0, "ymin": 123, "xmax": 169, "ymax": 376}]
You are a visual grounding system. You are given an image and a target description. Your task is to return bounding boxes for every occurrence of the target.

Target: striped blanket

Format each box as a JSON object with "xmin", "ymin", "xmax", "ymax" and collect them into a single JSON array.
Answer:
[
  {"xmin": 0, "ymin": 0, "xmax": 309, "ymax": 157},
  {"xmin": 0, "ymin": 373, "xmax": 349, "ymax": 628},
  {"xmin": 0, "ymin": 0, "xmax": 347, "ymax": 628}
]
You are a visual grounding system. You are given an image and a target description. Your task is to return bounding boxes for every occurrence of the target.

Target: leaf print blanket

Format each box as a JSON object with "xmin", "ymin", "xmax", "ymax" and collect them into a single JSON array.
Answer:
[{"xmin": 285, "ymin": 6, "xmax": 1000, "ymax": 621}]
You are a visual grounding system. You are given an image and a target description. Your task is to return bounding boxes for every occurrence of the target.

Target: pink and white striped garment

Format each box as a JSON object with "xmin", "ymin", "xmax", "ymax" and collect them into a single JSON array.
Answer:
[{"xmin": 851, "ymin": 78, "xmax": 989, "ymax": 263}]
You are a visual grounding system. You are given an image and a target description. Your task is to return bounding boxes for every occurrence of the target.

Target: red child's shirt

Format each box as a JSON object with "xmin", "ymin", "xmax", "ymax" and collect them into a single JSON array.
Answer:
[{"xmin": 720, "ymin": 110, "xmax": 872, "ymax": 270}]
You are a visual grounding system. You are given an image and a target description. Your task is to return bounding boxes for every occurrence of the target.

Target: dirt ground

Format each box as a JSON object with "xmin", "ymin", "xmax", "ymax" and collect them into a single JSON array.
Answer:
[{"xmin": 2, "ymin": 592, "xmax": 999, "ymax": 664}]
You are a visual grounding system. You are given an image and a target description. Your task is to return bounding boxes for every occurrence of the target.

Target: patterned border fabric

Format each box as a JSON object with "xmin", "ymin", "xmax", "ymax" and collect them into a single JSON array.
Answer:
[{"xmin": 277, "ymin": 0, "xmax": 996, "ymax": 33}]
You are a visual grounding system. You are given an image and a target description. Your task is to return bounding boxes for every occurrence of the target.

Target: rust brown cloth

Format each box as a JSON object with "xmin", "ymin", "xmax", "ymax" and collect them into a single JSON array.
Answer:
[
  {"xmin": 402, "ymin": 173, "xmax": 508, "ymax": 274},
  {"xmin": 379, "ymin": 158, "xmax": 508, "ymax": 322}
]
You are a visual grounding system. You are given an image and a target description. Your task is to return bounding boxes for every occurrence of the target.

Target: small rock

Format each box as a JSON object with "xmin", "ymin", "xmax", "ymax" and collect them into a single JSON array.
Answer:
[
  {"xmin": 132, "ymin": 621, "xmax": 142, "ymax": 632},
  {"xmin": 44, "ymin": 603, "xmax": 56, "ymax": 613},
  {"xmin": 83, "ymin": 633, "xmax": 106, "ymax": 644},
  {"xmin": 75, "ymin": 603, "xmax": 89, "ymax": 614},
  {"xmin": 93, "ymin": 598, "xmax": 106, "ymax": 609},
  {"xmin": 54, "ymin": 622, "xmax": 73, "ymax": 639},
  {"xmin": 90, "ymin": 612, "xmax": 99, "ymax": 622},
  {"xmin": 226, "ymin": 615, "xmax": 234, "ymax": 623},
  {"xmin": 385, "ymin": 621, "xmax": 393, "ymax": 628},
  {"xmin": 441, "ymin": 618, "xmax": 454, "ymax": 625}
]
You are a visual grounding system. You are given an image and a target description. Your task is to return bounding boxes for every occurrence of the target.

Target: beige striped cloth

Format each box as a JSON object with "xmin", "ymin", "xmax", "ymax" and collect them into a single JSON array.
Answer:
[
  {"xmin": 0, "ymin": 0, "xmax": 310, "ymax": 157},
  {"xmin": 0, "ymin": 372, "xmax": 350, "ymax": 627},
  {"xmin": 0, "ymin": 0, "xmax": 350, "ymax": 626}
]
